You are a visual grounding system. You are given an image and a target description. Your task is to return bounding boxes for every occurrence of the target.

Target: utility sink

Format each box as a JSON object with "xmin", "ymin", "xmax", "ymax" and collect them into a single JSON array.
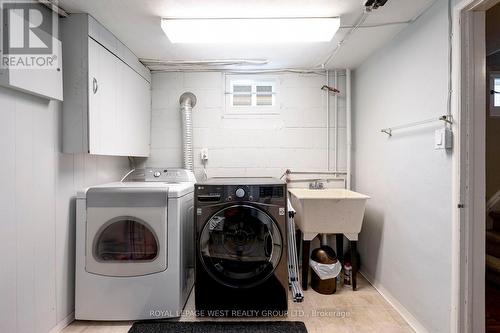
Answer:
[{"xmin": 288, "ymin": 188, "xmax": 370, "ymax": 241}]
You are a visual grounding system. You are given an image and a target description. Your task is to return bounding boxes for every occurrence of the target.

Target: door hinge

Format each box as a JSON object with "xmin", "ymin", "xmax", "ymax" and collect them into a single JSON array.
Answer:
[{"xmin": 458, "ymin": 204, "xmax": 465, "ymax": 208}]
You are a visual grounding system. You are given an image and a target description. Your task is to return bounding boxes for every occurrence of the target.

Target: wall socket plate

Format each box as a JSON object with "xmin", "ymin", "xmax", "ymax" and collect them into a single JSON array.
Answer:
[
  {"xmin": 434, "ymin": 128, "xmax": 453, "ymax": 150},
  {"xmin": 200, "ymin": 148, "xmax": 209, "ymax": 161}
]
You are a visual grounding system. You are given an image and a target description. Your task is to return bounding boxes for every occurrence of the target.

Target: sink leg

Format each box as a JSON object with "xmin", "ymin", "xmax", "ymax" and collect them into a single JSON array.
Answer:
[
  {"xmin": 301, "ymin": 239, "xmax": 311, "ymax": 290},
  {"xmin": 351, "ymin": 240, "xmax": 358, "ymax": 291},
  {"xmin": 295, "ymin": 229, "xmax": 302, "ymax": 263},
  {"xmin": 336, "ymin": 234, "xmax": 344, "ymax": 263}
]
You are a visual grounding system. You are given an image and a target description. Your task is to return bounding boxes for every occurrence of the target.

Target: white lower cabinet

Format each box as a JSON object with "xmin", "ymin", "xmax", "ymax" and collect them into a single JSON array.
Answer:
[{"xmin": 62, "ymin": 14, "xmax": 151, "ymax": 157}]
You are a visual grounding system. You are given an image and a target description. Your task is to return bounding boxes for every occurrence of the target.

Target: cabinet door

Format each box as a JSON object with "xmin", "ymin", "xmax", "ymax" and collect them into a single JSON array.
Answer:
[
  {"xmin": 88, "ymin": 38, "xmax": 119, "ymax": 155},
  {"xmin": 134, "ymin": 74, "xmax": 151, "ymax": 156},
  {"xmin": 0, "ymin": 38, "xmax": 63, "ymax": 101},
  {"xmin": 88, "ymin": 37, "xmax": 150, "ymax": 156},
  {"xmin": 116, "ymin": 59, "xmax": 151, "ymax": 157}
]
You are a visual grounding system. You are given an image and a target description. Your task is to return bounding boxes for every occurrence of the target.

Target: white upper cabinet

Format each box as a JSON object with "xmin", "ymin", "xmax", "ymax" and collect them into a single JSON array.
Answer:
[{"xmin": 62, "ymin": 14, "xmax": 151, "ymax": 157}]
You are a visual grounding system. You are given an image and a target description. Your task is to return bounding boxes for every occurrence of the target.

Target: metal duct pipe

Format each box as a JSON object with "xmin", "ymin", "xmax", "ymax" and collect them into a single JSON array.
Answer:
[{"xmin": 179, "ymin": 92, "xmax": 197, "ymax": 171}]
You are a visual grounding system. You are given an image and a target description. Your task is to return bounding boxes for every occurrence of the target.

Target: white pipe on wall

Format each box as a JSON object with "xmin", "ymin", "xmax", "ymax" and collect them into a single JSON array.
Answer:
[
  {"xmin": 346, "ymin": 69, "xmax": 352, "ymax": 190},
  {"xmin": 326, "ymin": 70, "xmax": 330, "ymax": 171},
  {"xmin": 334, "ymin": 70, "xmax": 339, "ymax": 173}
]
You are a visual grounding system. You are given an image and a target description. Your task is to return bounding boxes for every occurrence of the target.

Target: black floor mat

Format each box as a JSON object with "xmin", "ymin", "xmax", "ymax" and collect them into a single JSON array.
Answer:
[{"xmin": 128, "ymin": 321, "xmax": 308, "ymax": 333}]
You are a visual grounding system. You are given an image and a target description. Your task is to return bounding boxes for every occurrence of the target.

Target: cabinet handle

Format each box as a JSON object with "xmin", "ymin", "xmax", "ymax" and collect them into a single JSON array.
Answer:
[{"xmin": 92, "ymin": 77, "xmax": 98, "ymax": 94}]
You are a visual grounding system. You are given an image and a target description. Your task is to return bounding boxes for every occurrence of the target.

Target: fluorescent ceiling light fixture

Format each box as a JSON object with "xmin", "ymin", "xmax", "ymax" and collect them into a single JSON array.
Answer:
[{"xmin": 161, "ymin": 17, "xmax": 340, "ymax": 43}]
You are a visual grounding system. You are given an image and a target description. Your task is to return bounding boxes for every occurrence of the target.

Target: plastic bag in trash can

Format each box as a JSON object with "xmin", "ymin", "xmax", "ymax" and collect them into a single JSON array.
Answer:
[{"xmin": 310, "ymin": 259, "xmax": 342, "ymax": 280}]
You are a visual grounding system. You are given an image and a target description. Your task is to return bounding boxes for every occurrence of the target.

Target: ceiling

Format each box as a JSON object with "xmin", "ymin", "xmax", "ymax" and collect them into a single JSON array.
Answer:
[{"xmin": 58, "ymin": 0, "xmax": 436, "ymax": 70}]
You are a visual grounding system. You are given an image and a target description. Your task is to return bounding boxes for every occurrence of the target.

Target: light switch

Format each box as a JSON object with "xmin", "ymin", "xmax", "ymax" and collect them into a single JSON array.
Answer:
[{"xmin": 434, "ymin": 128, "xmax": 453, "ymax": 150}]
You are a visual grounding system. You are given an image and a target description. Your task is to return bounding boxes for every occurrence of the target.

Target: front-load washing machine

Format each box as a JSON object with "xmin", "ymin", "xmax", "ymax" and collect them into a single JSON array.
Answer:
[
  {"xmin": 194, "ymin": 178, "xmax": 288, "ymax": 316},
  {"xmin": 75, "ymin": 168, "xmax": 196, "ymax": 320}
]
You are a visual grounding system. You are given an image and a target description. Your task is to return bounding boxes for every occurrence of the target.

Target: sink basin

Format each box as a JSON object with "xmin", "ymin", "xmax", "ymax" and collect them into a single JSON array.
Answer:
[{"xmin": 288, "ymin": 188, "xmax": 370, "ymax": 241}]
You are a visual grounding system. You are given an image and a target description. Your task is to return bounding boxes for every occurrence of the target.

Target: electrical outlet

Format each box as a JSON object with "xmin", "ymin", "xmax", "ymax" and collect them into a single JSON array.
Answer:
[
  {"xmin": 434, "ymin": 128, "xmax": 453, "ymax": 150},
  {"xmin": 200, "ymin": 148, "xmax": 209, "ymax": 161}
]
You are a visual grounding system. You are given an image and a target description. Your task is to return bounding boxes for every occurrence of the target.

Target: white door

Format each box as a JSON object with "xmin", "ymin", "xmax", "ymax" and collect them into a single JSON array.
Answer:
[
  {"xmin": 116, "ymin": 59, "xmax": 151, "ymax": 156},
  {"xmin": 88, "ymin": 37, "xmax": 151, "ymax": 156},
  {"xmin": 85, "ymin": 187, "xmax": 168, "ymax": 277},
  {"xmin": 87, "ymin": 37, "xmax": 100, "ymax": 153},
  {"xmin": 88, "ymin": 37, "xmax": 119, "ymax": 155}
]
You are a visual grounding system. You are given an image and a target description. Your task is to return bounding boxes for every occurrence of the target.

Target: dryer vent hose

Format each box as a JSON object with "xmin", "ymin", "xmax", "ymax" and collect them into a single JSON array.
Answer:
[{"xmin": 179, "ymin": 92, "xmax": 197, "ymax": 171}]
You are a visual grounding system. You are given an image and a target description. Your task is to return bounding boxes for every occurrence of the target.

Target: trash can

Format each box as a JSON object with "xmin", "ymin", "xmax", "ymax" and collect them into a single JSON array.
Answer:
[{"xmin": 310, "ymin": 246, "xmax": 342, "ymax": 295}]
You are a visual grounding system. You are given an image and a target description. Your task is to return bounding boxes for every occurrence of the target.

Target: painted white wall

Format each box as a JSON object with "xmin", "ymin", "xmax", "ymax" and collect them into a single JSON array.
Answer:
[
  {"xmin": 353, "ymin": 0, "xmax": 452, "ymax": 332},
  {"xmin": 148, "ymin": 71, "xmax": 347, "ymax": 178},
  {"xmin": 0, "ymin": 86, "xmax": 128, "ymax": 333}
]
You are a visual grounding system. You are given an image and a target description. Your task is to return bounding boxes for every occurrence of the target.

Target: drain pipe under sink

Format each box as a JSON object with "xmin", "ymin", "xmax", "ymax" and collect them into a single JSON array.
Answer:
[{"xmin": 179, "ymin": 92, "xmax": 197, "ymax": 171}]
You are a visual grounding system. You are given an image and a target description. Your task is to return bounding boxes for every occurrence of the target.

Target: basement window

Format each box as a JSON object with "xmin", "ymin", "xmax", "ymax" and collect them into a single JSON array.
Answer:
[
  {"xmin": 231, "ymin": 81, "xmax": 275, "ymax": 107},
  {"xmin": 225, "ymin": 76, "xmax": 278, "ymax": 115},
  {"xmin": 491, "ymin": 73, "xmax": 500, "ymax": 117}
]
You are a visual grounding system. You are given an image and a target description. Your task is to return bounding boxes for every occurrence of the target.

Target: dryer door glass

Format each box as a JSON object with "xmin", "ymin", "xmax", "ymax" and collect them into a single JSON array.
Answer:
[
  {"xmin": 94, "ymin": 217, "xmax": 158, "ymax": 261},
  {"xmin": 199, "ymin": 205, "xmax": 283, "ymax": 288}
]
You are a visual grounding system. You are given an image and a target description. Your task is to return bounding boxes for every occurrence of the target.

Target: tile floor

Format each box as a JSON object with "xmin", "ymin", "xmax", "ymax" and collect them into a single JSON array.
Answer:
[{"xmin": 62, "ymin": 276, "xmax": 414, "ymax": 333}]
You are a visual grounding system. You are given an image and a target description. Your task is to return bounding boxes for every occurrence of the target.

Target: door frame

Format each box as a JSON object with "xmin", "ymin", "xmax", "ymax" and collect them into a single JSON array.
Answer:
[{"xmin": 452, "ymin": 0, "xmax": 498, "ymax": 332}]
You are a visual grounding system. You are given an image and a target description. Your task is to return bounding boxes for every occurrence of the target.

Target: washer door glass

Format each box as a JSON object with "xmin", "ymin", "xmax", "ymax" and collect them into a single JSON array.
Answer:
[
  {"xmin": 94, "ymin": 217, "xmax": 158, "ymax": 262},
  {"xmin": 199, "ymin": 205, "xmax": 283, "ymax": 288}
]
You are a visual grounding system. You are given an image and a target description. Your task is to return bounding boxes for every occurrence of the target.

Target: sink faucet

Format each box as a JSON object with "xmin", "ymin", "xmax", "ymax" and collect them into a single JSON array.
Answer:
[{"xmin": 309, "ymin": 180, "xmax": 325, "ymax": 189}]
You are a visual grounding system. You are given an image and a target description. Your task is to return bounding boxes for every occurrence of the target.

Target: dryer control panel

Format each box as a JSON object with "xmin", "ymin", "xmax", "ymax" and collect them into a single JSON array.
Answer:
[{"xmin": 125, "ymin": 168, "xmax": 196, "ymax": 183}]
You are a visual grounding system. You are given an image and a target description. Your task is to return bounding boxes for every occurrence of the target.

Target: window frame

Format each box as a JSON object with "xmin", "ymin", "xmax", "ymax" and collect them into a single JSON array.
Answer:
[
  {"xmin": 490, "ymin": 72, "xmax": 500, "ymax": 117},
  {"xmin": 224, "ymin": 75, "xmax": 280, "ymax": 115}
]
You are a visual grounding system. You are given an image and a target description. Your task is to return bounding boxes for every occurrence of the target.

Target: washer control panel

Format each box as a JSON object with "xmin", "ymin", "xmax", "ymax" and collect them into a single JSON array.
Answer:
[
  {"xmin": 235, "ymin": 188, "xmax": 246, "ymax": 198},
  {"xmin": 195, "ymin": 183, "xmax": 285, "ymax": 204}
]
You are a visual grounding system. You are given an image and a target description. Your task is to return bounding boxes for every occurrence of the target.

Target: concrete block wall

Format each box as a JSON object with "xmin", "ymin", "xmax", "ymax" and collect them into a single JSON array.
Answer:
[{"xmin": 148, "ymin": 70, "xmax": 347, "ymax": 180}]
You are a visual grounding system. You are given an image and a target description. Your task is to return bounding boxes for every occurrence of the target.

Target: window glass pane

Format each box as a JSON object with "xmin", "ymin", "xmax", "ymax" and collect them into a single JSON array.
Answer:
[
  {"xmin": 233, "ymin": 95, "xmax": 252, "ymax": 106},
  {"xmin": 233, "ymin": 85, "xmax": 252, "ymax": 94},
  {"xmin": 95, "ymin": 219, "xmax": 158, "ymax": 261},
  {"xmin": 256, "ymin": 85, "xmax": 273, "ymax": 106},
  {"xmin": 495, "ymin": 78, "xmax": 500, "ymax": 107},
  {"xmin": 256, "ymin": 94, "xmax": 273, "ymax": 106},
  {"xmin": 256, "ymin": 85, "xmax": 272, "ymax": 93},
  {"xmin": 232, "ymin": 85, "xmax": 252, "ymax": 106}
]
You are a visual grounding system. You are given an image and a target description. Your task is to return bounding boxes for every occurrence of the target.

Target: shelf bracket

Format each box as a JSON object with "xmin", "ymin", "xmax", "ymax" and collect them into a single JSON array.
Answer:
[{"xmin": 380, "ymin": 128, "xmax": 392, "ymax": 136}]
